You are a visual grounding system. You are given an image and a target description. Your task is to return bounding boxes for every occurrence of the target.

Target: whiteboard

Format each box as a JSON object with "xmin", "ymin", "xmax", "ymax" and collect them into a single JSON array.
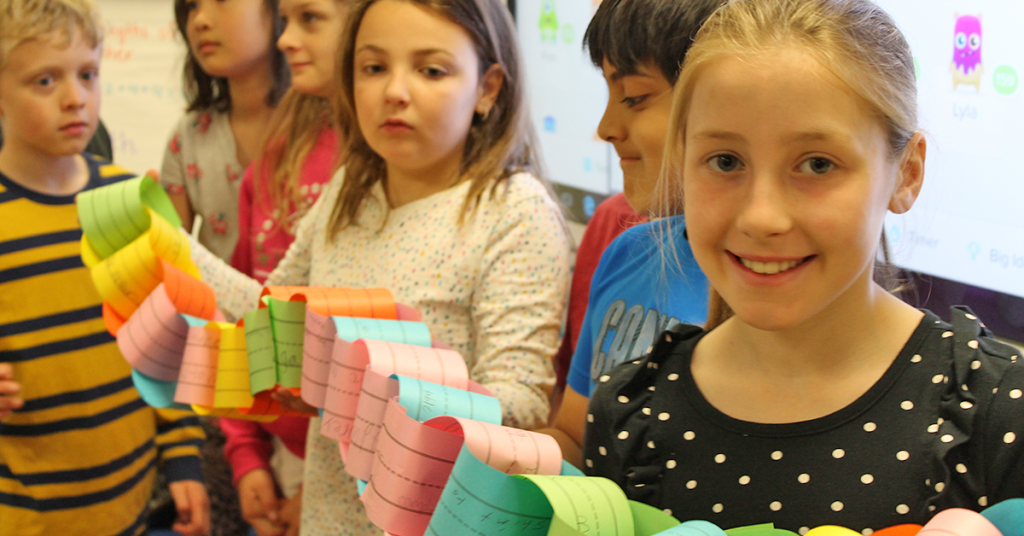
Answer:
[{"xmin": 97, "ymin": 0, "xmax": 185, "ymax": 175}]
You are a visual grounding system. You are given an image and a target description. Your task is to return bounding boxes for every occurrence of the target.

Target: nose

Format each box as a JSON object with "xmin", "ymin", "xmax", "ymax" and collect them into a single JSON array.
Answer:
[
  {"xmin": 383, "ymin": 69, "xmax": 409, "ymax": 107},
  {"xmin": 188, "ymin": 0, "xmax": 211, "ymax": 33},
  {"xmin": 277, "ymin": 18, "xmax": 299, "ymax": 53},
  {"xmin": 597, "ymin": 97, "xmax": 627, "ymax": 143},
  {"xmin": 62, "ymin": 80, "xmax": 87, "ymax": 111},
  {"xmin": 735, "ymin": 172, "xmax": 793, "ymax": 239}
]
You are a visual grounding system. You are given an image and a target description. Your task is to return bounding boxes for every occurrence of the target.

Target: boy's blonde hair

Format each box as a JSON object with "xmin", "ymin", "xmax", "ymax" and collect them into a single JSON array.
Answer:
[
  {"xmin": 0, "ymin": 0, "xmax": 102, "ymax": 71},
  {"xmin": 655, "ymin": 0, "xmax": 918, "ymax": 329}
]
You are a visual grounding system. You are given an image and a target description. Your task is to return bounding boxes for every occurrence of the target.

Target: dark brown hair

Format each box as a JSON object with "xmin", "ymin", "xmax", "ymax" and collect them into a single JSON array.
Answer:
[{"xmin": 174, "ymin": 0, "xmax": 290, "ymax": 112}]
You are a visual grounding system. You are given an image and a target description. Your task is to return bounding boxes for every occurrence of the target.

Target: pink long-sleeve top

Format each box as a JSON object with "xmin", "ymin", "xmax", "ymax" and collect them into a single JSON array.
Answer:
[{"xmin": 220, "ymin": 125, "xmax": 338, "ymax": 483}]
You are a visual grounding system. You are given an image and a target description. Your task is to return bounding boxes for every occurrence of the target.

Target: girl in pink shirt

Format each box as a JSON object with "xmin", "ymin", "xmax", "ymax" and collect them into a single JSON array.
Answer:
[{"xmin": 221, "ymin": 1, "xmax": 348, "ymax": 535}]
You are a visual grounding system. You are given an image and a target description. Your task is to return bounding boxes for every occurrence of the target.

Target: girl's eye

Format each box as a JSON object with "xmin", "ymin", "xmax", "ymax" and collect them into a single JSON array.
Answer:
[
  {"xmin": 799, "ymin": 157, "xmax": 834, "ymax": 175},
  {"xmin": 421, "ymin": 66, "xmax": 446, "ymax": 78},
  {"xmin": 36, "ymin": 76, "xmax": 54, "ymax": 87},
  {"xmin": 80, "ymin": 71, "xmax": 98, "ymax": 82},
  {"xmin": 302, "ymin": 11, "xmax": 320, "ymax": 23},
  {"xmin": 621, "ymin": 95, "xmax": 647, "ymax": 108},
  {"xmin": 708, "ymin": 154, "xmax": 743, "ymax": 173},
  {"xmin": 362, "ymin": 63, "xmax": 384, "ymax": 75},
  {"xmin": 184, "ymin": 0, "xmax": 197, "ymax": 11}
]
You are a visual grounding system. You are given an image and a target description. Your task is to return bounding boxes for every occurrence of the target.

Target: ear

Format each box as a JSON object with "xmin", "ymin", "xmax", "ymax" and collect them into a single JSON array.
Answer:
[
  {"xmin": 889, "ymin": 132, "xmax": 926, "ymax": 214},
  {"xmin": 475, "ymin": 63, "xmax": 504, "ymax": 118}
]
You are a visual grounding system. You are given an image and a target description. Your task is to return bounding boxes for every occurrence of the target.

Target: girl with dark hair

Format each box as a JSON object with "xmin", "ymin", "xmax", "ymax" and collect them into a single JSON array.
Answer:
[{"xmin": 160, "ymin": 0, "xmax": 290, "ymax": 262}]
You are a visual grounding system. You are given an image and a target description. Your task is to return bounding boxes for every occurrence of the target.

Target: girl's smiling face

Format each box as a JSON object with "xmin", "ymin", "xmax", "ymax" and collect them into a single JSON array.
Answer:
[
  {"xmin": 351, "ymin": 0, "xmax": 501, "ymax": 179},
  {"xmin": 277, "ymin": 0, "xmax": 348, "ymax": 96},
  {"xmin": 681, "ymin": 48, "xmax": 923, "ymax": 331}
]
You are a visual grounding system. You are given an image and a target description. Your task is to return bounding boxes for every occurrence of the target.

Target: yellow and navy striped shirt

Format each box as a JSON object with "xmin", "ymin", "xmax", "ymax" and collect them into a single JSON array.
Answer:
[{"xmin": 0, "ymin": 155, "xmax": 204, "ymax": 536}]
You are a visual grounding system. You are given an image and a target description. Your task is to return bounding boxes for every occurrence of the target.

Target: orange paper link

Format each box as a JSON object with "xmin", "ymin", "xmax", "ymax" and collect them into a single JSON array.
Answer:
[
  {"xmin": 102, "ymin": 302, "xmax": 127, "ymax": 337},
  {"xmin": 260, "ymin": 286, "xmax": 398, "ymax": 319},
  {"xmin": 162, "ymin": 260, "xmax": 219, "ymax": 319}
]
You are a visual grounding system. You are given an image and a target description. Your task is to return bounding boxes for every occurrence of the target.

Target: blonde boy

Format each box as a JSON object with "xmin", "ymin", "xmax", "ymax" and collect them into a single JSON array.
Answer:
[{"xmin": 0, "ymin": 1, "xmax": 209, "ymax": 534}]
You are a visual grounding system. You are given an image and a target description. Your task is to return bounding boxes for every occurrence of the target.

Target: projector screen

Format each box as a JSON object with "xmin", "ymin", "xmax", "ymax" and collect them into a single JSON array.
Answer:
[{"xmin": 515, "ymin": 0, "xmax": 1024, "ymax": 339}]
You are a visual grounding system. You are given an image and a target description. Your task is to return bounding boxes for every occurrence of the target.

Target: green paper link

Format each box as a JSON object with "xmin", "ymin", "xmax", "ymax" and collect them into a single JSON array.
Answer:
[
  {"xmin": 267, "ymin": 298, "xmax": 306, "ymax": 388},
  {"xmin": 77, "ymin": 175, "xmax": 181, "ymax": 259},
  {"xmin": 243, "ymin": 308, "xmax": 276, "ymax": 395}
]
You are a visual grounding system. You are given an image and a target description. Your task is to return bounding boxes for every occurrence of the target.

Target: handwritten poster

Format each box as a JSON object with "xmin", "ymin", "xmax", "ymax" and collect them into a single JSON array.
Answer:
[{"xmin": 97, "ymin": 0, "xmax": 186, "ymax": 175}]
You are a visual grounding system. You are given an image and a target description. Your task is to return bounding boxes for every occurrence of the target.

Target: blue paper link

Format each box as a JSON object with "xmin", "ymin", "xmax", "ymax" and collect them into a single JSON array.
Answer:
[
  {"xmin": 394, "ymin": 375, "xmax": 502, "ymax": 424},
  {"xmin": 425, "ymin": 444, "xmax": 554, "ymax": 536},
  {"xmin": 655, "ymin": 520, "xmax": 728, "ymax": 536},
  {"xmin": 332, "ymin": 317, "xmax": 431, "ymax": 346},
  {"xmin": 132, "ymin": 369, "xmax": 190, "ymax": 410}
]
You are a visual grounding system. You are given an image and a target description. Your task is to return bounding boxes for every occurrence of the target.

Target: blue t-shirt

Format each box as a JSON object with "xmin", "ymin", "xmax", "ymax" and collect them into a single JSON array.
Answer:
[{"xmin": 566, "ymin": 215, "xmax": 708, "ymax": 396}]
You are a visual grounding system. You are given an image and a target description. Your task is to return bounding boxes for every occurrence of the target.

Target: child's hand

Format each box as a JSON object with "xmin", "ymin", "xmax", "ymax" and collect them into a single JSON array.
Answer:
[
  {"xmin": 280, "ymin": 488, "xmax": 302, "ymax": 536},
  {"xmin": 0, "ymin": 364, "xmax": 23, "ymax": 421},
  {"xmin": 271, "ymin": 386, "xmax": 318, "ymax": 415},
  {"xmin": 238, "ymin": 468, "xmax": 285, "ymax": 536},
  {"xmin": 169, "ymin": 479, "xmax": 210, "ymax": 536}
]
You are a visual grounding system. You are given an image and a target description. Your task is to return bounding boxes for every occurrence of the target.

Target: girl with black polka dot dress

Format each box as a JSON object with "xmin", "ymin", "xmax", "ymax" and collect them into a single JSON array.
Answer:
[{"xmin": 582, "ymin": 1, "xmax": 1024, "ymax": 534}]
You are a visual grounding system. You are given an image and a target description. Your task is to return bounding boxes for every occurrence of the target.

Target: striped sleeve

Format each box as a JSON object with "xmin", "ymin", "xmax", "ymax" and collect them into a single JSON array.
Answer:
[
  {"xmin": 0, "ymin": 155, "xmax": 199, "ymax": 536},
  {"xmin": 154, "ymin": 408, "xmax": 204, "ymax": 483}
]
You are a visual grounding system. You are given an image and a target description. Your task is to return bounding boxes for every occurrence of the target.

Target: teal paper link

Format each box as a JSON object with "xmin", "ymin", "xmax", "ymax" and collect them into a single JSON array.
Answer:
[
  {"xmin": 357, "ymin": 479, "xmax": 367, "ymax": 496},
  {"xmin": 980, "ymin": 498, "xmax": 1024, "ymax": 536},
  {"xmin": 654, "ymin": 520, "xmax": 728, "ymax": 536},
  {"xmin": 394, "ymin": 375, "xmax": 502, "ymax": 424},
  {"xmin": 425, "ymin": 444, "xmax": 554, "ymax": 536},
  {"xmin": 180, "ymin": 313, "xmax": 211, "ymax": 327},
  {"xmin": 560, "ymin": 461, "xmax": 584, "ymax": 477},
  {"xmin": 331, "ymin": 317, "xmax": 432, "ymax": 346},
  {"xmin": 132, "ymin": 369, "xmax": 190, "ymax": 410}
]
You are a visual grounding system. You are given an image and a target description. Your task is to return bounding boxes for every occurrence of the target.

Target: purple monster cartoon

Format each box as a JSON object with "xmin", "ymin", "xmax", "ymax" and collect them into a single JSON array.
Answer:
[{"xmin": 951, "ymin": 14, "xmax": 983, "ymax": 92}]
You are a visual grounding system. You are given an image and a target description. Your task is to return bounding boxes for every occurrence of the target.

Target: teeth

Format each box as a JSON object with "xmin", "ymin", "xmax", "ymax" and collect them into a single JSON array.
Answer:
[{"xmin": 739, "ymin": 257, "xmax": 803, "ymax": 275}]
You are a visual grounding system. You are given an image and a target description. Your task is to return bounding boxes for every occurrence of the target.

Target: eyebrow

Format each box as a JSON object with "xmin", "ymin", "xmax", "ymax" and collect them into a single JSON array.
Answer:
[
  {"xmin": 355, "ymin": 44, "xmax": 455, "ymax": 60},
  {"xmin": 610, "ymin": 68, "xmax": 655, "ymax": 82},
  {"xmin": 691, "ymin": 130, "xmax": 745, "ymax": 142},
  {"xmin": 690, "ymin": 131, "xmax": 849, "ymax": 144}
]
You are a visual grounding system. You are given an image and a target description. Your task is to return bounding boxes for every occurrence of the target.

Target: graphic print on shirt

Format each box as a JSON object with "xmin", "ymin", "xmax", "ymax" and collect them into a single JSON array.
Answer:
[{"xmin": 590, "ymin": 300, "xmax": 679, "ymax": 381}]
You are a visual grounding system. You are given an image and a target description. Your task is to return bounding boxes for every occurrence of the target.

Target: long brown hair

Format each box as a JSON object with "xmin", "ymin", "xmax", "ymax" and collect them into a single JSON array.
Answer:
[
  {"xmin": 328, "ymin": 0, "xmax": 541, "ymax": 236},
  {"xmin": 251, "ymin": 90, "xmax": 338, "ymax": 232},
  {"xmin": 655, "ymin": 0, "xmax": 919, "ymax": 330}
]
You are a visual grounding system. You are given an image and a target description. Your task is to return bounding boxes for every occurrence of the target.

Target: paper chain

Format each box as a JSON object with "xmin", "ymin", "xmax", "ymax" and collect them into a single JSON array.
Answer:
[{"xmin": 75, "ymin": 179, "xmax": 1024, "ymax": 536}]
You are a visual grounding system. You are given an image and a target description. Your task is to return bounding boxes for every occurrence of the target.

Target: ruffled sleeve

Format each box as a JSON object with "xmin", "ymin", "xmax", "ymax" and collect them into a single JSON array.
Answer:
[
  {"xmin": 928, "ymin": 306, "xmax": 1024, "ymax": 511},
  {"xmin": 583, "ymin": 323, "xmax": 704, "ymax": 504}
]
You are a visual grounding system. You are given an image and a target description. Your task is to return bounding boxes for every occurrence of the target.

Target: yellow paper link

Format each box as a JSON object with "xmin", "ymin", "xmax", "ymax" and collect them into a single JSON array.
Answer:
[
  {"xmin": 76, "ymin": 175, "xmax": 183, "ymax": 259},
  {"xmin": 212, "ymin": 323, "xmax": 255, "ymax": 408},
  {"xmin": 81, "ymin": 234, "xmax": 102, "ymax": 269},
  {"xmin": 191, "ymin": 404, "xmax": 277, "ymax": 422},
  {"xmin": 90, "ymin": 209, "xmax": 198, "ymax": 318}
]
